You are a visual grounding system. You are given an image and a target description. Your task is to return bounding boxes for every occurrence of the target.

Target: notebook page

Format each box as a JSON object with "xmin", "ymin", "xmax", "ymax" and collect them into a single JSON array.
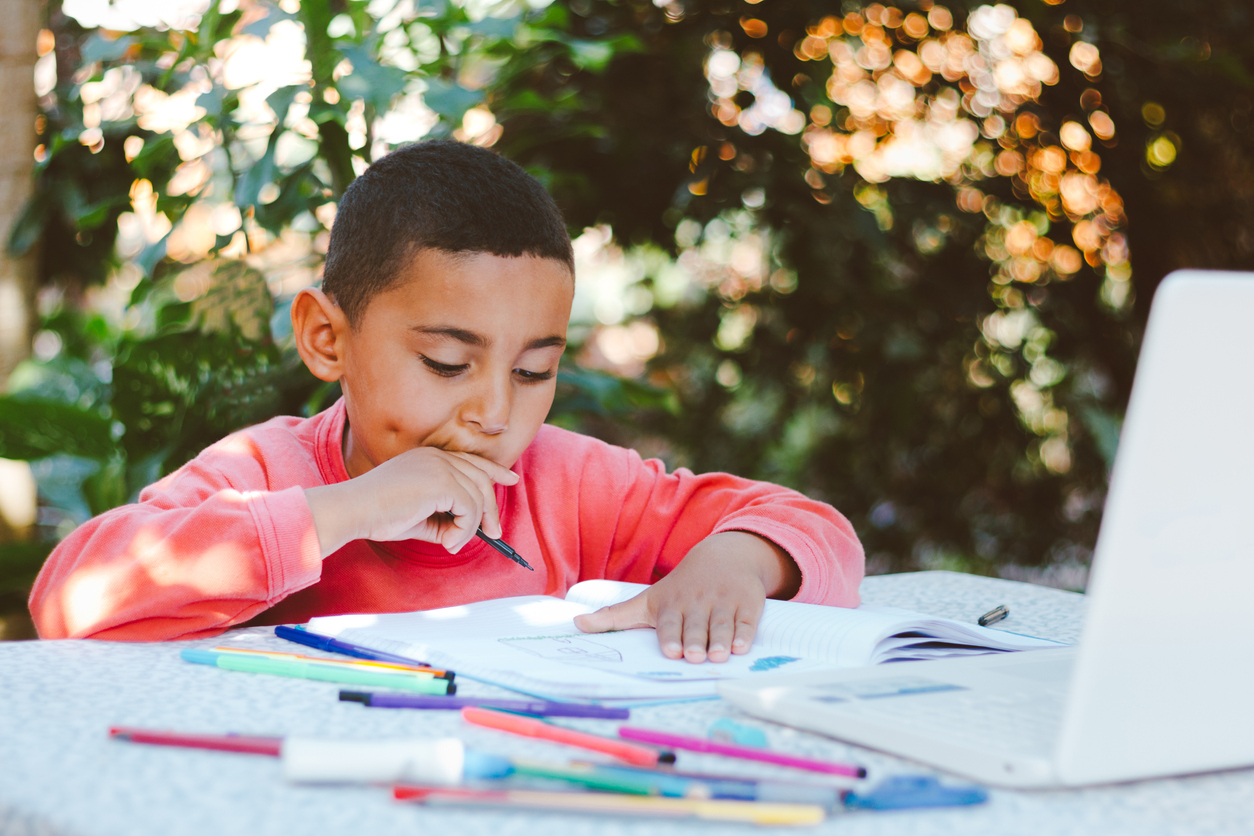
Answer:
[
  {"xmin": 564, "ymin": 580, "xmax": 961, "ymax": 667},
  {"xmin": 307, "ymin": 596, "xmax": 721, "ymax": 698}
]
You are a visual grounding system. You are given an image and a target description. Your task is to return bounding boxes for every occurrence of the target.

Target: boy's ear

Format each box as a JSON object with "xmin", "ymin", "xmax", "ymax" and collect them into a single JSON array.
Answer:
[{"xmin": 292, "ymin": 288, "xmax": 350, "ymax": 382}]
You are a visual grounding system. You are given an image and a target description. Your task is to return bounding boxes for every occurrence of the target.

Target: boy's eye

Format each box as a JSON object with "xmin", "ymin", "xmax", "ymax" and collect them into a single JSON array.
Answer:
[
  {"xmin": 421, "ymin": 356, "xmax": 469, "ymax": 377},
  {"xmin": 514, "ymin": 368, "xmax": 556, "ymax": 382}
]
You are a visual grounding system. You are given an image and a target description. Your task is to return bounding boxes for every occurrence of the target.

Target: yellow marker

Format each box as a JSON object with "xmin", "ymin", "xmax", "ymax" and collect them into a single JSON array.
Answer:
[
  {"xmin": 395, "ymin": 786, "xmax": 826, "ymax": 825},
  {"xmin": 211, "ymin": 647, "xmax": 449, "ymax": 679}
]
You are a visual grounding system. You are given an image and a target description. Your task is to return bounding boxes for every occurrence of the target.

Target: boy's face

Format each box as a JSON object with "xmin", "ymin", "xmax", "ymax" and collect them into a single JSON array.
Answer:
[{"xmin": 337, "ymin": 250, "xmax": 574, "ymax": 477}]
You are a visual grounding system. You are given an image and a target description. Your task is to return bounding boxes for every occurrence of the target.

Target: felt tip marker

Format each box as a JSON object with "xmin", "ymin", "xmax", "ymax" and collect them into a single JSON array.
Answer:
[
  {"xmin": 180, "ymin": 649, "xmax": 454, "ymax": 695},
  {"xmin": 339, "ymin": 691, "xmax": 629, "ymax": 719},
  {"xmin": 572, "ymin": 763, "xmax": 845, "ymax": 806},
  {"xmin": 394, "ymin": 786, "xmax": 827, "ymax": 825},
  {"xmin": 274, "ymin": 625, "xmax": 438, "ymax": 668},
  {"xmin": 109, "ymin": 728, "xmax": 511, "ymax": 785},
  {"xmin": 211, "ymin": 647, "xmax": 453, "ymax": 681},
  {"xmin": 476, "ymin": 529, "xmax": 534, "ymax": 571},
  {"xmin": 618, "ymin": 727, "xmax": 865, "ymax": 778},
  {"xmin": 461, "ymin": 707, "xmax": 674, "ymax": 767}
]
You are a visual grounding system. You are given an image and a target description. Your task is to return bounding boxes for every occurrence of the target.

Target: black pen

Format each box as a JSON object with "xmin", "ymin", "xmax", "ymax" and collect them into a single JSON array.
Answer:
[{"xmin": 476, "ymin": 528, "xmax": 534, "ymax": 571}]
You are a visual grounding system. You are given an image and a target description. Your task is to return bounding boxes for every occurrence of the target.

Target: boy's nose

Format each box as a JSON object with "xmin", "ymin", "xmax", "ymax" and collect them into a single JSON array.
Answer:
[{"xmin": 462, "ymin": 374, "xmax": 511, "ymax": 435}]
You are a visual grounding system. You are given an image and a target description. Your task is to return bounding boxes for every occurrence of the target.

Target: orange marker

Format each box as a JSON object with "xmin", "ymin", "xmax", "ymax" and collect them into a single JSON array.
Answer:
[{"xmin": 460, "ymin": 707, "xmax": 674, "ymax": 767}]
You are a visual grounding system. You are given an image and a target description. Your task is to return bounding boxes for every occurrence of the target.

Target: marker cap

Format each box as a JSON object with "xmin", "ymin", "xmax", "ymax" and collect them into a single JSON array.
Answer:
[{"xmin": 281, "ymin": 738, "xmax": 509, "ymax": 785}]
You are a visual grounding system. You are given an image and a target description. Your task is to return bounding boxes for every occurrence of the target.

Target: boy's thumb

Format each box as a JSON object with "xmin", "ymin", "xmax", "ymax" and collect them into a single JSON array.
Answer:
[{"xmin": 573, "ymin": 594, "xmax": 651, "ymax": 634}]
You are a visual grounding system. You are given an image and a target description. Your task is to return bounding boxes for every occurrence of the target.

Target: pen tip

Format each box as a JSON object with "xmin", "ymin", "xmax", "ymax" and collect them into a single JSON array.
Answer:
[
  {"xmin": 658, "ymin": 751, "xmax": 677, "ymax": 765},
  {"xmin": 857, "ymin": 767, "xmax": 868, "ymax": 778}
]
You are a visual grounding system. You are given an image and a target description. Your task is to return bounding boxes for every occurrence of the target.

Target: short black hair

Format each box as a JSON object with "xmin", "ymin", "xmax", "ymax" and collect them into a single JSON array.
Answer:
[{"xmin": 321, "ymin": 140, "xmax": 573, "ymax": 324}]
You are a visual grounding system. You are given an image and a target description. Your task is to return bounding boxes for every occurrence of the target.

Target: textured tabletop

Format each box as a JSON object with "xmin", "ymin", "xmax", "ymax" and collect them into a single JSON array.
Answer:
[{"xmin": 2, "ymin": 571, "xmax": 1251, "ymax": 836}]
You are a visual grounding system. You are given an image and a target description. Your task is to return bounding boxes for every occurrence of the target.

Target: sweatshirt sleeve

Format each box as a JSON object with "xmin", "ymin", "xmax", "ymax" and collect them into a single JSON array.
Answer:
[
  {"xmin": 28, "ymin": 435, "xmax": 324, "ymax": 641},
  {"xmin": 554, "ymin": 430, "xmax": 864, "ymax": 607}
]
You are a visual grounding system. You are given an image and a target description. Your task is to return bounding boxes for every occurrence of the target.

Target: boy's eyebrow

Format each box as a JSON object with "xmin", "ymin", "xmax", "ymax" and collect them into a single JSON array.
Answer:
[
  {"xmin": 411, "ymin": 326, "xmax": 567, "ymax": 351},
  {"xmin": 412, "ymin": 326, "xmax": 488, "ymax": 347},
  {"xmin": 526, "ymin": 335, "xmax": 567, "ymax": 350}
]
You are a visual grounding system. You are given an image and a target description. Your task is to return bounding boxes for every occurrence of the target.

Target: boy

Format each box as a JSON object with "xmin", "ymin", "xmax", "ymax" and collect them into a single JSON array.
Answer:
[{"xmin": 29, "ymin": 140, "xmax": 863, "ymax": 663}]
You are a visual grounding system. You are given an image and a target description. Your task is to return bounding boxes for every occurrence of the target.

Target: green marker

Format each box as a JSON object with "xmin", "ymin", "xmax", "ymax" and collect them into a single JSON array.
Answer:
[
  {"xmin": 509, "ymin": 761, "xmax": 660, "ymax": 795},
  {"xmin": 180, "ymin": 649, "xmax": 453, "ymax": 695}
]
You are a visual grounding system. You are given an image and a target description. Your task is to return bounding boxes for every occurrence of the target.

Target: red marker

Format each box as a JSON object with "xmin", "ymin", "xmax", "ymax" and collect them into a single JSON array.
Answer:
[{"xmin": 109, "ymin": 727, "xmax": 282, "ymax": 757}]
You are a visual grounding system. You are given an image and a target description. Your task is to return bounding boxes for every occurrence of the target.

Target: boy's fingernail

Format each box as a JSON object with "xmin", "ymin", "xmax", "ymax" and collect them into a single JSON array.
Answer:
[
  {"xmin": 710, "ymin": 644, "xmax": 726, "ymax": 654},
  {"xmin": 664, "ymin": 643, "xmax": 682, "ymax": 656}
]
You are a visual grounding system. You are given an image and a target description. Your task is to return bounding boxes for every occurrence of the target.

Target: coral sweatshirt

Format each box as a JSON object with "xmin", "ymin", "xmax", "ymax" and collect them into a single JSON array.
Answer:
[{"xmin": 29, "ymin": 398, "xmax": 864, "ymax": 641}]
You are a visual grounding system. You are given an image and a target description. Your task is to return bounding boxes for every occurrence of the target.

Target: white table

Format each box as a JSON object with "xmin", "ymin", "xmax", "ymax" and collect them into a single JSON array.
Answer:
[{"xmin": 2, "ymin": 571, "xmax": 1251, "ymax": 836}]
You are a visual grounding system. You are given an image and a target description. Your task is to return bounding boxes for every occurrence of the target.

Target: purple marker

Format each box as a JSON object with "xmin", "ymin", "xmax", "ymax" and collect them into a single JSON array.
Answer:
[{"xmin": 339, "ymin": 691, "xmax": 629, "ymax": 719}]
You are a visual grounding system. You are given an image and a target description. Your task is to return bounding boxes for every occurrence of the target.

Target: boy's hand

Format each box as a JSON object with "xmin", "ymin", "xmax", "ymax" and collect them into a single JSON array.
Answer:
[
  {"xmin": 573, "ymin": 531, "xmax": 801, "ymax": 663},
  {"xmin": 304, "ymin": 447, "xmax": 519, "ymax": 558}
]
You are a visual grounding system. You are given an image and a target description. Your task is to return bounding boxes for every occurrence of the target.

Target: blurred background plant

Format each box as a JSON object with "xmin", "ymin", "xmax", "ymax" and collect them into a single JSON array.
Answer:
[{"xmin": 1, "ymin": 0, "xmax": 1251, "ymax": 637}]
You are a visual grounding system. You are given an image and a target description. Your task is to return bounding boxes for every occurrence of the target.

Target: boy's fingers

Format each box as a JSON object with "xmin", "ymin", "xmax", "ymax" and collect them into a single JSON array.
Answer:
[
  {"xmin": 655, "ymin": 608, "xmax": 684, "ymax": 659},
  {"xmin": 706, "ymin": 607, "xmax": 736, "ymax": 663},
  {"xmin": 445, "ymin": 456, "xmax": 506, "ymax": 539},
  {"xmin": 449, "ymin": 451, "xmax": 520, "ymax": 485},
  {"xmin": 681, "ymin": 614, "xmax": 710, "ymax": 664},
  {"xmin": 731, "ymin": 611, "xmax": 759, "ymax": 655},
  {"xmin": 439, "ymin": 472, "xmax": 484, "ymax": 552},
  {"xmin": 471, "ymin": 471, "xmax": 504, "ymax": 539},
  {"xmin": 573, "ymin": 593, "xmax": 651, "ymax": 634}
]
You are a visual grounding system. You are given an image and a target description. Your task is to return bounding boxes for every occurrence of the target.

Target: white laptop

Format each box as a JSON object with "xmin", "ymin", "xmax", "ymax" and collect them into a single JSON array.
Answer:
[{"xmin": 720, "ymin": 269, "xmax": 1254, "ymax": 788}]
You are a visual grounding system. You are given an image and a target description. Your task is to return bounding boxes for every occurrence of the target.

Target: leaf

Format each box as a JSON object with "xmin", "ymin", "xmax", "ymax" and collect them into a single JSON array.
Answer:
[
  {"xmin": 469, "ymin": 15, "xmax": 521, "ymax": 39},
  {"xmin": 0, "ymin": 398, "xmax": 115, "ymax": 462},
  {"xmin": 336, "ymin": 45, "xmax": 409, "ymax": 112},
  {"xmin": 136, "ymin": 236, "xmax": 168, "ymax": 278},
  {"xmin": 232, "ymin": 85, "xmax": 303, "ymax": 213},
  {"xmin": 253, "ymin": 162, "xmax": 316, "ymax": 234},
  {"xmin": 242, "ymin": 5, "xmax": 297, "ymax": 39},
  {"xmin": 74, "ymin": 197, "xmax": 127, "ymax": 231},
  {"xmin": 2, "ymin": 356, "xmax": 112, "ymax": 411},
  {"xmin": 130, "ymin": 133, "xmax": 180, "ymax": 179},
  {"xmin": 1079, "ymin": 406, "xmax": 1122, "ymax": 472},
  {"xmin": 415, "ymin": 0, "xmax": 450, "ymax": 18},
  {"xmin": 566, "ymin": 39, "xmax": 614, "ymax": 72},
  {"xmin": 80, "ymin": 34, "xmax": 136, "ymax": 64},
  {"xmin": 552, "ymin": 365, "xmax": 673, "ymax": 418},
  {"xmin": 421, "ymin": 78, "xmax": 483, "ymax": 120},
  {"xmin": 266, "ymin": 85, "xmax": 304, "ymax": 127},
  {"xmin": 28, "ymin": 454, "xmax": 102, "ymax": 525},
  {"xmin": 5, "ymin": 192, "xmax": 48, "ymax": 257},
  {"xmin": 196, "ymin": 85, "xmax": 226, "ymax": 117},
  {"xmin": 188, "ymin": 261, "xmax": 273, "ymax": 341},
  {"xmin": 234, "ymin": 139, "xmax": 277, "ymax": 208},
  {"xmin": 81, "ymin": 454, "xmax": 129, "ymax": 518}
]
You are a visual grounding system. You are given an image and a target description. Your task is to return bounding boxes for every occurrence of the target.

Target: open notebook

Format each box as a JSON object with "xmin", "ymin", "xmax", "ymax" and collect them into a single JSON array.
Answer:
[{"xmin": 304, "ymin": 581, "xmax": 1058, "ymax": 701}]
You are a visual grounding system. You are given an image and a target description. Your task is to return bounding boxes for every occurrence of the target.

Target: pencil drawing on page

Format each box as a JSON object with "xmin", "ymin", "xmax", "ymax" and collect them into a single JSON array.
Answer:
[{"xmin": 500, "ymin": 635, "xmax": 624, "ymax": 663}]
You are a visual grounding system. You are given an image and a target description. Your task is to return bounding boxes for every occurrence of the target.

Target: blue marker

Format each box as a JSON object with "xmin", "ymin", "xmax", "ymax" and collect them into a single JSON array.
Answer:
[
  {"xmin": 844, "ymin": 776, "xmax": 988, "ymax": 810},
  {"xmin": 275, "ymin": 625, "xmax": 435, "ymax": 668}
]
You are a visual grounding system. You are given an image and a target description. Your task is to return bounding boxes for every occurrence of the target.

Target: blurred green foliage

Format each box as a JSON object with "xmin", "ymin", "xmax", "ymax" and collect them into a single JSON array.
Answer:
[{"xmin": 2, "ymin": 0, "xmax": 1253, "ymax": 609}]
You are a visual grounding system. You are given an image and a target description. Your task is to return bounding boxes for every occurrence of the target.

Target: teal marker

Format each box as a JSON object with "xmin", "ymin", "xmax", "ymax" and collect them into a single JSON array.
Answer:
[{"xmin": 180, "ymin": 649, "xmax": 453, "ymax": 695}]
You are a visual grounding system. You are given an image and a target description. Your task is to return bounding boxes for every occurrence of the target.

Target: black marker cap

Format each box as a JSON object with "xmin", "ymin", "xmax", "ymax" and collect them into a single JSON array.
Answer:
[{"xmin": 339, "ymin": 691, "xmax": 372, "ymax": 705}]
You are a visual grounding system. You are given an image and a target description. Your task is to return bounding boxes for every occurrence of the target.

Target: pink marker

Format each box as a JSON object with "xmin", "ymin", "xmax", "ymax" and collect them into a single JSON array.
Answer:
[{"xmin": 617, "ymin": 726, "xmax": 866, "ymax": 778}]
